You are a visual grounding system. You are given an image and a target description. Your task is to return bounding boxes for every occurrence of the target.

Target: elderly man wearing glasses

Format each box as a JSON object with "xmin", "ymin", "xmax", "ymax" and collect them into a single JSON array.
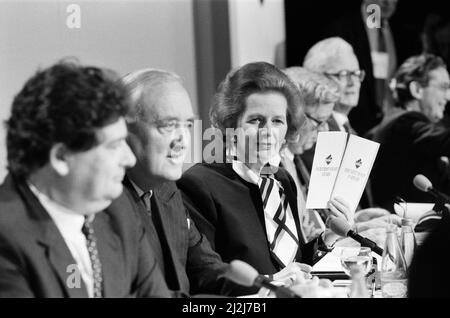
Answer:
[
  {"xmin": 303, "ymin": 37, "xmax": 366, "ymax": 135},
  {"xmin": 303, "ymin": 37, "xmax": 377, "ymax": 210}
]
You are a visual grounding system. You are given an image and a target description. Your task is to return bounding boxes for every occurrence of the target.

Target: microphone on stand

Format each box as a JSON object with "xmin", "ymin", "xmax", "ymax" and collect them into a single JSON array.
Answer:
[
  {"xmin": 223, "ymin": 260, "xmax": 300, "ymax": 298},
  {"xmin": 328, "ymin": 217, "xmax": 384, "ymax": 256},
  {"xmin": 413, "ymin": 174, "xmax": 450, "ymax": 225},
  {"xmin": 413, "ymin": 174, "xmax": 450, "ymax": 204}
]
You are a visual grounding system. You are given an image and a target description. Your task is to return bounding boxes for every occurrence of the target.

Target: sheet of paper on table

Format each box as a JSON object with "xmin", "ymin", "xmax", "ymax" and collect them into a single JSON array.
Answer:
[
  {"xmin": 393, "ymin": 202, "xmax": 434, "ymax": 222},
  {"xmin": 312, "ymin": 246, "xmax": 382, "ymax": 273}
]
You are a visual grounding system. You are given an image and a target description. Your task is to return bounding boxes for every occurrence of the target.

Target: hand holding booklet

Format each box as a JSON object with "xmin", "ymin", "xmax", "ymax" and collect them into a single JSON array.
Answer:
[{"xmin": 305, "ymin": 132, "xmax": 380, "ymax": 214}]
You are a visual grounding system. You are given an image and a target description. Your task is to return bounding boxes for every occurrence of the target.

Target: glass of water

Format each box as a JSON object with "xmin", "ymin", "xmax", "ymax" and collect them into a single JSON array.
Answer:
[{"xmin": 340, "ymin": 247, "xmax": 372, "ymax": 276}]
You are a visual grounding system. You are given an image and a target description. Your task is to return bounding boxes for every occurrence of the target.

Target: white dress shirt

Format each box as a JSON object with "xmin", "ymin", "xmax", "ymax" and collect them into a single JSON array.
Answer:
[
  {"xmin": 28, "ymin": 183, "xmax": 94, "ymax": 298},
  {"xmin": 332, "ymin": 111, "xmax": 349, "ymax": 132},
  {"xmin": 128, "ymin": 179, "xmax": 153, "ymax": 204}
]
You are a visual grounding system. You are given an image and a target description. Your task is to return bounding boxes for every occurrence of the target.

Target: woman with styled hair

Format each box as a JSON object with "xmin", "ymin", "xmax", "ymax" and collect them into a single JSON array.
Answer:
[{"xmin": 177, "ymin": 62, "xmax": 350, "ymax": 296}]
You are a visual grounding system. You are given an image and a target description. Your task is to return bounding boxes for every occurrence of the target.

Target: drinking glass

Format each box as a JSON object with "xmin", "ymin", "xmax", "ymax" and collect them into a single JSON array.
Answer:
[{"xmin": 340, "ymin": 247, "xmax": 372, "ymax": 276}]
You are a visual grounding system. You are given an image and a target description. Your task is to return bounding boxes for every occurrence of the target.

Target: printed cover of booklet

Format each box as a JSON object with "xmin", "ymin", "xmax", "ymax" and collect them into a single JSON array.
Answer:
[{"xmin": 306, "ymin": 132, "xmax": 380, "ymax": 214}]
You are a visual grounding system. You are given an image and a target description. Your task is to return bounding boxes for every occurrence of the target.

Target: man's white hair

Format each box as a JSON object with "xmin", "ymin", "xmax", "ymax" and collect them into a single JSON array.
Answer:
[
  {"xmin": 303, "ymin": 37, "xmax": 357, "ymax": 73},
  {"xmin": 121, "ymin": 68, "xmax": 182, "ymax": 121}
]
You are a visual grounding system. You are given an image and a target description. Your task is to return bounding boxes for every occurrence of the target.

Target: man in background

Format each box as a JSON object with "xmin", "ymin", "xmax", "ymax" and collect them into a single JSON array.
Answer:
[{"xmin": 369, "ymin": 54, "xmax": 450, "ymax": 210}]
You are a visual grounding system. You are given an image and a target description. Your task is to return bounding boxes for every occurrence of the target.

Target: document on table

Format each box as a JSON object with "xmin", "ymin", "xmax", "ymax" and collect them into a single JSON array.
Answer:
[{"xmin": 312, "ymin": 247, "xmax": 382, "ymax": 273}]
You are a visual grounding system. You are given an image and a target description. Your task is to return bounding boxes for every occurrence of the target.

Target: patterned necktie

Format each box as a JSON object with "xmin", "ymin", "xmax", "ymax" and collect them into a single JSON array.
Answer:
[
  {"xmin": 141, "ymin": 191, "xmax": 152, "ymax": 215},
  {"xmin": 81, "ymin": 217, "xmax": 103, "ymax": 298},
  {"xmin": 343, "ymin": 121, "xmax": 353, "ymax": 134},
  {"xmin": 258, "ymin": 173, "xmax": 299, "ymax": 268}
]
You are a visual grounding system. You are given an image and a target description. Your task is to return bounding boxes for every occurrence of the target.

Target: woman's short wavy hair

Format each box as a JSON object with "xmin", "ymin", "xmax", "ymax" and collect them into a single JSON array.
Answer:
[
  {"xmin": 284, "ymin": 66, "xmax": 340, "ymax": 111},
  {"xmin": 6, "ymin": 60, "xmax": 129, "ymax": 179},
  {"xmin": 209, "ymin": 61, "xmax": 305, "ymax": 143},
  {"xmin": 390, "ymin": 53, "xmax": 447, "ymax": 107}
]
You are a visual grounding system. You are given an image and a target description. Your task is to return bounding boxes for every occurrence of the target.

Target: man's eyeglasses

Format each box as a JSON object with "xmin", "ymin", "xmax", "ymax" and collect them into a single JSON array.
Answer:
[
  {"xmin": 148, "ymin": 119, "xmax": 194, "ymax": 133},
  {"xmin": 325, "ymin": 70, "xmax": 366, "ymax": 83},
  {"xmin": 427, "ymin": 82, "xmax": 450, "ymax": 93}
]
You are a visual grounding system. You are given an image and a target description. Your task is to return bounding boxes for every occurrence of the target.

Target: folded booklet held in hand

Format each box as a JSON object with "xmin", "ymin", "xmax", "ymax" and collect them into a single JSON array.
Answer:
[{"xmin": 306, "ymin": 132, "xmax": 380, "ymax": 214}]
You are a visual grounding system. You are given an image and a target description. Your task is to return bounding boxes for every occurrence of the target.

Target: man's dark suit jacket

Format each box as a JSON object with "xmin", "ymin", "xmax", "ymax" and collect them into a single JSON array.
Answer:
[
  {"xmin": 177, "ymin": 163, "xmax": 318, "ymax": 289},
  {"xmin": 122, "ymin": 177, "xmax": 228, "ymax": 296},
  {"xmin": 408, "ymin": 214, "xmax": 450, "ymax": 297},
  {"xmin": 368, "ymin": 110, "xmax": 450, "ymax": 211},
  {"xmin": 0, "ymin": 175, "xmax": 171, "ymax": 298}
]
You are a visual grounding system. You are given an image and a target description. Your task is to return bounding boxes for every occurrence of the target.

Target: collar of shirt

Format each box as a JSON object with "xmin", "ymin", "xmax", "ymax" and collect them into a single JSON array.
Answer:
[
  {"xmin": 128, "ymin": 178, "xmax": 153, "ymax": 200},
  {"xmin": 28, "ymin": 182, "xmax": 85, "ymax": 237},
  {"xmin": 229, "ymin": 149, "xmax": 283, "ymax": 190},
  {"xmin": 280, "ymin": 147, "xmax": 295, "ymax": 162},
  {"xmin": 332, "ymin": 111, "xmax": 349, "ymax": 131}
]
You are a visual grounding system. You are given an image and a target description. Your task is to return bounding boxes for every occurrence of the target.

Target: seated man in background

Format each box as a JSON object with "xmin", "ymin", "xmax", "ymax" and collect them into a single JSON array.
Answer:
[
  {"xmin": 0, "ymin": 61, "xmax": 171, "ymax": 297},
  {"xmin": 303, "ymin": 37, "xmax": 365, "ymax": 136},
  {"xmin": 368, "ymin": 54, "xmax": 450, "ymax": 211}
]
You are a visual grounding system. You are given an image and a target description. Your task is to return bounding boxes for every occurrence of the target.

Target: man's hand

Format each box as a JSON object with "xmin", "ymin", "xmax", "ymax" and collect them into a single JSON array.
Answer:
[
  {"xmin": 272, "ymin": 262, "xmax": 312, "ymax": 286},
  {"xmin": 258, "ymin": 263, "xmax": 313, "ymax": 298},
  {"xmin": 290, "ymin": 276, "xmax": 347, "ymax": 298},
  {"xmin": 355, "ymin": 214, "xmax": 402, "ymax": 233}
]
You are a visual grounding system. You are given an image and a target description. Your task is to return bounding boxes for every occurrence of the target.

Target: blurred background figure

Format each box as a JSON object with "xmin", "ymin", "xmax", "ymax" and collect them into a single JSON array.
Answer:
[
  {"xmin": 285, "ymin": 0, "xmax": 427, "ymax": 135},
  {"xmin": 304, "ymin": 37, "xmax": 365, "ymax": 135},
  {"xmin": 368, "ymin": 54, "xmax": 450, "ymax": 211},
  {"xmin": 282, "ymin": 66, "xmax": 340, "ymax": 241}
]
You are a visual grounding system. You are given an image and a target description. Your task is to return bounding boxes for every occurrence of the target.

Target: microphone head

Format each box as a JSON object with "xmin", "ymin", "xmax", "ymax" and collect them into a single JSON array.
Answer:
[
  {"xmin": 223, "ymin": 260, "xmax": 259, "ymax": 287},
  {"xmin": 328, "ymin": 217, "xmax": 352, "ymax": 237},
  {"xmin": 413, "ymin": 174, "xmax": 433, "ymax": 192}
]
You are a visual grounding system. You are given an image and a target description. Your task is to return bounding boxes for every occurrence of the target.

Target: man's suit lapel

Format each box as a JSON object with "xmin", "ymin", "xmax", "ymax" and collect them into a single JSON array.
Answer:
[
  {"xmin": 122, "ymin": 176, "xmax": 165, "ymax": 272},
  {"xmin": 15, "ymin": 178, "xmax": 89, "ymax": 298},
  {"xmin": 123, "ymin": 176, "xmax": 183, "ymax": 292},
  {"xmin": 152, "ymin": 183, "xmax": 184, "ymax": 291}
]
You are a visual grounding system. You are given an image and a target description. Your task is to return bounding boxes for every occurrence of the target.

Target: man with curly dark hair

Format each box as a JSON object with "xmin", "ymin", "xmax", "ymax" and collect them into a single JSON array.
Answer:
[
  {"xmin": 368, "ymin": 54, "xmax": 450, "ymax": 211},
  {"xmin": 0, "ymin": 61, "xmax": 172, "ymax": 297}
]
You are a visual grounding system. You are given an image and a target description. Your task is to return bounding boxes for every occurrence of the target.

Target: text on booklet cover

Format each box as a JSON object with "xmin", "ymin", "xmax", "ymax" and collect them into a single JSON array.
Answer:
[{"xmin": 306, "ymin": 132, "xmax": 379, "ymax": 213}]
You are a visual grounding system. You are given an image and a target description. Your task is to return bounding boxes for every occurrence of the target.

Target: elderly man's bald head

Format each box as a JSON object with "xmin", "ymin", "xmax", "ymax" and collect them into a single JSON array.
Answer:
[
  {"xmin": 303, "ymin": 37, "xmax": 362, "ymax": 110},
  {"xmin": 303, "ymin": 37, "xmax": 358, "ymax": 74},
  {"xmin": 122, "ymin": 69, "xmax": 184, "ymax": 122}
]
